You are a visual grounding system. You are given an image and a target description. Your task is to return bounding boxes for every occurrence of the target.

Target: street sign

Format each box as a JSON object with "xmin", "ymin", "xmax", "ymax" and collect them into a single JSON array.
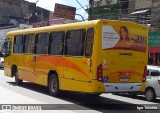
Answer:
[
  {"xmin": 148, "ymin": 32, "xmax": 160, "ymax": 47},
  {"xmin": 54, "ymin": 3, "xmax": 76, "ymax": 20},
  {"xmin": 89, "ymin": 4, "xmax": 118, "ymax": 20}
]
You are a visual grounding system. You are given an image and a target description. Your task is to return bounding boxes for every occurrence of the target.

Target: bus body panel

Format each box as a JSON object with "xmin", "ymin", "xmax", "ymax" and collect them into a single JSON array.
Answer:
[
  {"xmin": 35, "ymin": 55, "xmax": 63, "ymax": 86},
  {"xmin": 60, "ymin": 78, "xmax": 92, "ymax": 92},
  {"xmin": 4, "ymin": 20, "xmax": 148, "ymax": 93},
  {"xmin": 90, "ymin": 20, "xmax": 148, "ymax": 92}
]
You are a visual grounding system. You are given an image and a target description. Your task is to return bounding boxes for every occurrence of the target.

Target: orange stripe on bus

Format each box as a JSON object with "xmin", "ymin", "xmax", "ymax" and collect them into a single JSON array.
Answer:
[{"xmin": 25, "ymin": 56, "xmax": 89, "ymax": 78}]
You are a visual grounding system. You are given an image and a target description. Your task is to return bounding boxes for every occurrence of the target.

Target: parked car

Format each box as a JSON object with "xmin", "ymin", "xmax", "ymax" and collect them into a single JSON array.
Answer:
[
  {"xmin": 112, "ymin": 65, "xmax": 160, "ymax": 101},
  {"xmin": 0, "ymin": 52, "xmax": 4, "ymax": 68},
  {"xmin": 145, "ymin": 65, "xmax": 160, "ymax": 101}
]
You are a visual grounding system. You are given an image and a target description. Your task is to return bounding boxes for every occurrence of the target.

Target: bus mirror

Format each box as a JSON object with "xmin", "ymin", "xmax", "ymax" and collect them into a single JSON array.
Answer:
[
  {"xmin": 2, "ymin": 49, "xmax": 8, "ymax": 57},
  {"xmin": 3, "ymin": 41, "xmax": 11, "ymax": 57},
  {"xmin": 46, "ymin": 49, "xmax": 48, "ymax": 54},
  {"xmin": 1, "ymin": 49, "xmax": 5, "ymax": 56},
  {"xmin": 2, "ymin": 42, "xmax": 6, "ymax": 56},
  {"xmin": 45, "ymin": 46, "xmax": 48, "ymax": 54}
]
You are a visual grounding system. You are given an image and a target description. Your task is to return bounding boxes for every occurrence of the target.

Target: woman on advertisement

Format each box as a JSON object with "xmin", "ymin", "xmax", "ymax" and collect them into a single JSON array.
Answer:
[{"xmin": 115, "ymin": 26, "xmax": 134, "ymax": 48}]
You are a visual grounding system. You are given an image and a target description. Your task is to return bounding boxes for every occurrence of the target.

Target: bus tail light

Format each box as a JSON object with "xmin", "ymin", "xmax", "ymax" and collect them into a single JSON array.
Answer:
[
  {"xmin": 97, "ymin": 64, "xmax": 103, "ymax": 82},
  {"xmin": 142, "ymin": 65, "xmax": 147, "ymax": 82}
]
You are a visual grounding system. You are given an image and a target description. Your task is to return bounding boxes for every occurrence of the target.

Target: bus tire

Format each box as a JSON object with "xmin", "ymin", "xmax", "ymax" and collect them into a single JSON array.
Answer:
[
  {"xmin": 145, "ymin": 88, "xmax": 156, "ymax": 101},
  {"xmin": 49, "ymin": 74, "xmax": 60, "ymax": 97},
  {"xmin": 14, "ymin": 68, "xmax": 23, "ymax": 85}
]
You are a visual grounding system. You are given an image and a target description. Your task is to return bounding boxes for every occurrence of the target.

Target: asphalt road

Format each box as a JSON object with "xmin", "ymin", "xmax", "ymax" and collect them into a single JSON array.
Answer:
[{"xmin": 0, "ymin": 69, "xmax": 159, "ymax": 113}]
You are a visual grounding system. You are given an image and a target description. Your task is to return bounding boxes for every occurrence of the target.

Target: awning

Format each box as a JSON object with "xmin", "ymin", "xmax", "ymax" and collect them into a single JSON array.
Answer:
[
  {"xmin": 131, "ymin": 9, "xmax": 149, "ymax": 15},
  {"xmin": 149, "ymin": 47, "xmax": 160, "ymax": 53}
]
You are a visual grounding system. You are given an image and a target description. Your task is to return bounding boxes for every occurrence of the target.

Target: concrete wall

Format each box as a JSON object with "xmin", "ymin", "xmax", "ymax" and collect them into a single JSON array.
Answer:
[
  {"xmin": 0, "ymin": 0, "xmax": 50, "ymax": 25},
  {"xmin": 0, "ymin": 0, "xmax": 29, "ymax": 24},
  {"xmin": 129, "ymin": 0, "xmax": 160, "ymax": 12}
]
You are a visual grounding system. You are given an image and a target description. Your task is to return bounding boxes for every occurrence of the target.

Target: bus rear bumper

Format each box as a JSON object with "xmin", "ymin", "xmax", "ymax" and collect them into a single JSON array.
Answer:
[{"xmin": 104, "ymin": 83, "xmax": 144, "ymax": 93}]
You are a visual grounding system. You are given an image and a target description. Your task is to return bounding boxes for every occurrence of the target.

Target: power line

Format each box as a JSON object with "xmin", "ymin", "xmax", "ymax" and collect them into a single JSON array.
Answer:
[
  {"xmin": 75, "ymin": 0, "xmax": 88, "ymax": 14},
  {"xmin": 77, "ymin": 4, "xmax": 89, "ymax": 11}
]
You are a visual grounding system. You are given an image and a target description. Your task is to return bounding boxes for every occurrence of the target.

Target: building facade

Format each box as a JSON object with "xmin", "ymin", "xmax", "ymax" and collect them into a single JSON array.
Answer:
[
  {"xmin": 89, "ymin": 0, "xmax": 160, "ymax": 66},
  {"xmin": 89, "ymin": 0, "xmax": 129, "ymax": 20},
  {"xmin": 0, "ymin": 0, "xmax": 50, "ymax": 28},
  {"xmin": 0, "ymin": 0, "xmax": 29, "ymax": 25},
  {"xmin": 89, "ymin": 0, "xmax": 160, "ymax": 26}
]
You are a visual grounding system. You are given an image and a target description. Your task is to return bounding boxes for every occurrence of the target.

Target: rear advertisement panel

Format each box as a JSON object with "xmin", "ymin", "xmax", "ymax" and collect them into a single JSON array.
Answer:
[{"xmin": 102, "ymin": 25, "xmax": 147, "ymax": 52}]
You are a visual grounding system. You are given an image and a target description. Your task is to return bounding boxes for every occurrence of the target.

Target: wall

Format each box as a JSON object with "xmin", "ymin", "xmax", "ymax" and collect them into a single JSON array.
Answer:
[{"xmin": 0, "ymin": 0, "xmax": 29, "ymax": 24}]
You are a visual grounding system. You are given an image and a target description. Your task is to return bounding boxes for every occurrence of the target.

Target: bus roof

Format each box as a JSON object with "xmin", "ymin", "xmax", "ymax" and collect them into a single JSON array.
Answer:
[
  {"xmin": 7, "ymin": 20, "xmax": 98, "ymax": 36},
  {"xmin": 7, "ymin": 19, "xmax": 146, "ymax": 36}
]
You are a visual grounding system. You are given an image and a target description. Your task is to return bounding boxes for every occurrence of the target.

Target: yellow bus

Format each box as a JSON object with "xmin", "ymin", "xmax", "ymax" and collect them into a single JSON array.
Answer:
[{"xmin": 3, "ymin": 19, "xmax": 148, "ymax": 96}]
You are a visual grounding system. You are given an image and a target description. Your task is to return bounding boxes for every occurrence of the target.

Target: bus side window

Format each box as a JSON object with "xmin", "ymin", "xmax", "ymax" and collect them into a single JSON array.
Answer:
[
  {"xmin": 13, "ymin": 35, "xmax": 23, "ymax": 54},
  {"xmin": 65, "ymin": 29, "xmax": 86, "ymax": 56},
  {"xmin": 35, "ymin": 33, "xmax": 49, "ymax": 54},
  {"xmin": 49, "ymin": 31, "xmax": 65, "ymax": 55},
  {"xmin": 24, "ymin": 34, "xmax": 35, "ymax": 54},
  {"xmin": 85, "ymin": 28, "xmax": 94, "ymax": 57}
]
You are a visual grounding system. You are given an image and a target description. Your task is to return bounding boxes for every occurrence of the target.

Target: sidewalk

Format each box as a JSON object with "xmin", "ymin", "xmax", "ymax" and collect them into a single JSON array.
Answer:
[
  {"xmin": 0, "ymin": 86, "xmax": 80, "ymax": 113},
  {"xmin": 0, "ymin": 86, "xmax": 100, "ymax": 113},
  {"xmin": 0, "ymin": 85, "xmax": 46, "ymax": 104}
]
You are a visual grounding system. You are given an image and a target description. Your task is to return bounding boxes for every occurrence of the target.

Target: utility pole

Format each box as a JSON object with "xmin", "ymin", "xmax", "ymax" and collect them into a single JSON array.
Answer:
[
  {"xmin": 150, "ymin": 0, "xmax": 160, "ymax": 31},
  {"xmin": 118, "ymin": 0, "xmax": 121, "ymax": 20},
  {"xmin": 151, "ymin": 0, "xmax": 154, "ymax": 31}
]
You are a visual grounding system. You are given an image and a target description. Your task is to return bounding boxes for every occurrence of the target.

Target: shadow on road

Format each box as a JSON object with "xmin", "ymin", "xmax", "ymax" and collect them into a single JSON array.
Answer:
[
  {"xmin": 7, "ymin": 82, "xmax": 159, "ymax": 113},
  {"xmin": 113, "ymin": 93, "xmax": 160, "ymax": 103}
]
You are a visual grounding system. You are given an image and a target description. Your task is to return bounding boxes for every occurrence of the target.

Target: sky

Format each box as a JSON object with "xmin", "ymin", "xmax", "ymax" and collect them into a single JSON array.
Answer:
[{"xmin": 25, "ymin": 0, "xmax": 89, "ymax": 21}]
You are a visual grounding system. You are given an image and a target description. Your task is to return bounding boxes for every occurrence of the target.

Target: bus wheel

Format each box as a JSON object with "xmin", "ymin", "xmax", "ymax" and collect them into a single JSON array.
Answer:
[
  {"xmin": 15, "ymin": 68, "xmax": 23, "ymax": 85},
  {"xmin": 49, "ymin": 74, "xmax": 60, "ymax": 97},
  {"xmin": 145, "ymin": 88, "xmax": 156, "ymax": 101}
]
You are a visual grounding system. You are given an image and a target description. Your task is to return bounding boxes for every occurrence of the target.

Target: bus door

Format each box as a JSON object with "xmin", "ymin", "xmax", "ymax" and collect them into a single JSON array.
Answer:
[
  {"xmin": 33, "ymin": 33, "xmax": 50, "ymax": 85},
  {"xmin": 23, "ymin": 34, "xmax": 37, "ymax": 83}
]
